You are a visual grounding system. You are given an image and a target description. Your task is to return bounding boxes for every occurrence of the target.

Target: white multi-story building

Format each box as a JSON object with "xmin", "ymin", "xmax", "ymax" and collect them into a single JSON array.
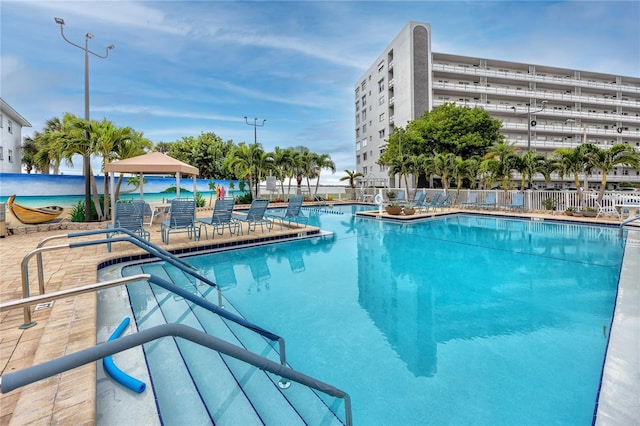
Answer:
[
  {"xmin": 0, "ymin": 98, "xmax": 31, "ymax": 173},
  {"xmin": 355, "ymin": 21, "xmax": 640, "ymax": 190}
]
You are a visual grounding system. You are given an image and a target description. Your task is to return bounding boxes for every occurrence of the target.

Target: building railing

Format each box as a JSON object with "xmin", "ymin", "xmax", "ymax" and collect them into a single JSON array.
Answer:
[
  {"xmin": 432, "ymin": 63, "xmax": 640, "ymax": 95},
  {"xmin": 432, "ymin": 82, "xmax": 640, "ymax": 108}
]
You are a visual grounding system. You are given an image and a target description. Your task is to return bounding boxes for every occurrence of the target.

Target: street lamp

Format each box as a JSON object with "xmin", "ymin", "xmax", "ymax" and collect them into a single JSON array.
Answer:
[
  {"xmin": 244, "ymin": 116, "xmax": 267, "ymax": 144},
  {"xmin": 511, "ymin": 100, "xmax": 547, "ymax": 151},
  {"xmin": 54, "ymin": 17, "xmax": 114, "ymax": 221}
]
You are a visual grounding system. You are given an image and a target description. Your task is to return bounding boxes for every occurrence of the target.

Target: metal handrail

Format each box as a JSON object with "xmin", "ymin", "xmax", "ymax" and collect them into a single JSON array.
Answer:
[
  {"xmin": 619, "ymin": 215, "xmax": 640, "ymax": 238},
  {"xmin": 34, "ymin": 228, "xmax": 196, "ymax": 293},
  {"xmin": 0, "ymin": 320, "xmax": 352, "ymax": 424},
  {"xmin": 18, "ymin": 230, "xmax": 288, "ymax": 368}
]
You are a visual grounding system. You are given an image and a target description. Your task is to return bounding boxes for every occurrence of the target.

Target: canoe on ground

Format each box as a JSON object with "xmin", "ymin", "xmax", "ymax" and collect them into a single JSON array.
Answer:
[{"xmin": 6, "ymin": 195, "xmax": 64, "ymax": 224}]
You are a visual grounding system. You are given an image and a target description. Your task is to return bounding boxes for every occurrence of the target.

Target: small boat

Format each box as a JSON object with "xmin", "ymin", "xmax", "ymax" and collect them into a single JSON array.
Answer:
[{"xmin": 6, "ymin": 195, "xmax": 65, "ymax": 224}]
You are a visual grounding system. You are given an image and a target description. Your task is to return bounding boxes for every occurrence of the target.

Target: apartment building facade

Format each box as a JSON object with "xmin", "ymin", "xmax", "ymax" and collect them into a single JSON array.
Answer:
[
  {"xmin": 355, "ymin": 21, "xmax": 640, "ymax": 190},
  {"xmin": 0, "ymin": 98, "xmax": 31, "ymax": 173}
]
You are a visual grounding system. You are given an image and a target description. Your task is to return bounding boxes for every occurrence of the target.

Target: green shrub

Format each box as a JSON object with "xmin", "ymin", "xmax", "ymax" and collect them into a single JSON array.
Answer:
[
  {"xmin": 235, "ymin": 192, "xmax": 252, "ymax": 204},
  {"xmin": 195, "ymin": 192, "xmax": 206, "ymax": 208}
]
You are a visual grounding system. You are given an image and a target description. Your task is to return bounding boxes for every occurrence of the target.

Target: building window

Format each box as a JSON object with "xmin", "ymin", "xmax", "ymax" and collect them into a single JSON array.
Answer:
[
  {"xmin": 355, "ymin": 128, "xmax": 360, "ymax": 138},
  {"xmin": 8, "ymin": 149, "xmax": 13, "ymax": 163},
  {"xmin": 356, "ymin": 141, "xmax": 361, "ymax": 151},
  {"xmin": 363, "ymin": 166, "xmax": 367, "ymax": 175},
  {"xmin": 361, "ymin": 80, "xmax": 366, "ymax": 90},
  {"xmin": 379, "ymin": 113, "xmax": 385, "ymax": 122},
  {"xmin": 361, "ymin": 95, "xmax": 366, "ymax": 107},
  {"xmin": 355, "ymin": 115, "xmax": 360, "ymax": 125},
  {"xmin": 8, "ymin": 120, "xmax": 13, "ymax": 134},
  {"xmin": 362, "ymin": 110, "xmax": 367, "ymax": 120},
  {"xmin": 377, "ymin": 60, "xmax": 384, "ymax": 72},
  {"xmin": 356, "ymin": 155, "xmax": 360, "ymax": 164},
  {"xmin": 379, "ymin": 96, "xmax": 385, "ymax": 105},
  {"xmin": 355, "ymin": 100, "xmax": 360, "ymax": 111},
  {"xmin": 363, "ymin": 152, "xmax": 367, "ymax": 161},
  {"xmin": 363, "ymin": 124, "xmax": 367, "ymax": 133},
  {"xmin": 378, "ymin": 79, "xmax": 385, "ymax": 93},
  {"xmin": 378, "ymin": 129, "xmax": 385, "ymax": 138},
  {"xmin": 0, "ymin": 147, "xmax": 3, "ymax": 160},
  {"xmin": 362, "ymin": 138, "xmax": 368, "ymax": 148}
]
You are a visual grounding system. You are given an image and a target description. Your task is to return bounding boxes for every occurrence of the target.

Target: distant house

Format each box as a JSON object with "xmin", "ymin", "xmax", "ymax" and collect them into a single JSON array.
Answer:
[{"xmin": 0, "ymin": 98, "xmax": 32, "ymax": 173}]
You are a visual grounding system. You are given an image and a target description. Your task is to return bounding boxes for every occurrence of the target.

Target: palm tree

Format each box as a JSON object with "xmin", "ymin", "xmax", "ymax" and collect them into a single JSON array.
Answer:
[
  {"xmin": 312, "ymin": 153, "xmax": 336, "ymax": 196},
  {"xmin": 553, "ymin": 145, "xmax": 590, "ymax": 209},
  {"xmin": 516, "ymin": 150, "xmax": 545, "ymax": 190},
  {"xmin": 431, "ymin": 152, "xmax": 458, "ymax": 192},
  {"xmin": 270, "ymin": 146, "xmax": 293, "ymax": 198},
  {"xmin": 451, "ymin": 156, "xmax": 468, "ymax": 198},
  {"xmin": 291, "ymin": 146, "xmax": 311, "ymax": 195},
  {"xmin": 340, "ymin": 170, "xmax": 364, "ymax": 200},
  {"xmin": 225, "ymin": 142, "xmax": 269, "ymax": 199},
  {"xmin": 21, "ymin": 135, "xmax": 38, "ymax": 174},
  {"xmin": 585, "ymin": 144, "xmax": 640, "ymax": 203},
  {"xmin": 538, "ymin": 156, "xmax": 560, "ymax": 189},
  {"xmin": 484, "ymin": 141, "xmax": 519, "ymax": 190}
]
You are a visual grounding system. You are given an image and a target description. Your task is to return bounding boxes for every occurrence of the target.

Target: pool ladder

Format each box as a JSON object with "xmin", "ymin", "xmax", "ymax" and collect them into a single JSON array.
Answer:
[{"xmin": 0, "ymin": 228, "xmax": 352, "ymax": 425}]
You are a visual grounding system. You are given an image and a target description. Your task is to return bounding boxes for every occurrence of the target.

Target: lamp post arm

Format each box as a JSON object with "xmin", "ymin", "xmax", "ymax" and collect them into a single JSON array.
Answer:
[{"xmin": 57, "ymin": 26, "xmax": 114, "ymax": 58}]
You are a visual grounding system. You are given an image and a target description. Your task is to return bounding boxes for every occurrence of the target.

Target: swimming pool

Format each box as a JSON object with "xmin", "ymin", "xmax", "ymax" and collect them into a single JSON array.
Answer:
[{"xmin": 118, "ymin": 205, "xmax": 623, "ymax": 425}]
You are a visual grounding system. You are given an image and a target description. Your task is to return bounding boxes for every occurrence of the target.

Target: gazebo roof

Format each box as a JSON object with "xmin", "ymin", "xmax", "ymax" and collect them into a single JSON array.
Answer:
[{"xmin": 104, "ymin": 151, "xmax": 199, "ymax": 176}]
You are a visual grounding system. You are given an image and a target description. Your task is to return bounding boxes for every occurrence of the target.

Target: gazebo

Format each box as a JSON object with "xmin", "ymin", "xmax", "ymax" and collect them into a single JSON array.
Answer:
[{"xmin": 104, "ymin": 151, "xmax": 199, "ymax": 223}]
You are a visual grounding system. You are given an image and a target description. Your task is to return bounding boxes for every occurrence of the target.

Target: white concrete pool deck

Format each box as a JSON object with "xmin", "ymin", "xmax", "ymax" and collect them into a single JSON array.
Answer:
[{"xmin": 595, "ymin": 229, "xmax": 640, "ymax": 425}]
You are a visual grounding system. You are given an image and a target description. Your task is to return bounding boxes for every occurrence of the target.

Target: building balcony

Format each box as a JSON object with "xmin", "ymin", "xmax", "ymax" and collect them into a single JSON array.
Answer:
[
  {"xmin": 432, "ymin": 82, "xmax": 640, "ymax": 109},
  {"xmin": 432, "ymin": 63, "xmax": 640, "ymax": 95}
]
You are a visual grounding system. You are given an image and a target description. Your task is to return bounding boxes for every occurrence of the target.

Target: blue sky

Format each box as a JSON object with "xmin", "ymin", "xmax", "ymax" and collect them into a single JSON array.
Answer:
[{"xmin": 2, "ymin": 1, "xmax": 639, "ymax": 184}]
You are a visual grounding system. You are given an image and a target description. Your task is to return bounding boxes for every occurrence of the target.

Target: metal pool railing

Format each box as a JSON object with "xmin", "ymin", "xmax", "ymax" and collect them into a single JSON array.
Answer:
[
  {"xmin": 16, "ymin": 228, "xmax": 289, "ymax": 368},
  {"xmin": 0, "ymin": 273, "xmax": 353, "ymax": 425}
]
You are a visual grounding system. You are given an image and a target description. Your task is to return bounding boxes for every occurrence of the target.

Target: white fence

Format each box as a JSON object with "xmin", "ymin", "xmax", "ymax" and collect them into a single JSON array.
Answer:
[{"xmin": 358, "ymin": 186, "xmax": 640, "ymax": 212}]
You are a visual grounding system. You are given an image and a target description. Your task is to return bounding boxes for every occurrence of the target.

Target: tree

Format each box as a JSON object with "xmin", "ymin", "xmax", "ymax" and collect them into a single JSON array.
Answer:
[
  {"xmin": 224, "ymin": 142, "xmax": 270, "ymax": 198},
  {"xmin": 516, "ymin": 150, "xmax": 545, "ymax": 190},
  {"xmin": 311, "ymin": 153, "xmax": 336, "ymax": 195},
  {"xmin": 168, "ymin": 132, "xmax": 235, "ymax": 179},
  {"xmin": 340, "ymin": 170, "xmax": 364, "ymax": 199},
  {"xmin": 269, "ymin": 146, "xmax": 293, "ymax": 197},
  {"xmin": 552, "ymin": 145, "xmax": 591, "ymax": 209},
  {"xmin": 538, "ymin": 156, "xmax": 559, "ymax": 189},
  {"xmin": 585, "ymin": 144, "xmax": 640, "ymax": 203},
  {"xmin": 431, "ymin": 152, "xmax": 458, "ymax": 192},
  {"xmin": 483, "ymin": 141, "xmax": 519, "ymax": 190},
  {"xmin": 21, "ymin": 135, "xmax": 38, "ymax": 174}
]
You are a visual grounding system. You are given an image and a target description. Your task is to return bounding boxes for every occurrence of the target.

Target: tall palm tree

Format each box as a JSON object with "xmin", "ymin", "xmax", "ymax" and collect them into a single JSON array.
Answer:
[
  {"xmin": 291, "ymin": 146, "xmax": 311, "ymax": 195},
  {"xmin": 270, "ymin": 146, "xmax": 293, "ymax": 198},
  {"xmin": 312, "ymin": 153, "xmax": 336, "ymax": 195},
  {"xmin": 585, "ymin": 143, "xmax": 640, "ymax": 203}
]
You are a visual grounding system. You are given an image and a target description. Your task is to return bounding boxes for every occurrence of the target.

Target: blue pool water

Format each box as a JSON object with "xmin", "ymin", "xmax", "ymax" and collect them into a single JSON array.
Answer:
[{"xmin": 123, "ymin": 206, "xmax": 622, "ymax": 425}]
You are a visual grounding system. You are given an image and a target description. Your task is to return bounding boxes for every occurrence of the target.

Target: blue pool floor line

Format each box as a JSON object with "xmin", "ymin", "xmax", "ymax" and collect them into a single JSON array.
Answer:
[{"xmin": 103, "ymin": 317, "xmax": 146, "ymax": 393}]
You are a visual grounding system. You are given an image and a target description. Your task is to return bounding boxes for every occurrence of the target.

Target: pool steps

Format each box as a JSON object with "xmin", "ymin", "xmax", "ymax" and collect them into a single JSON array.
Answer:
[{"xmin": 126, "ymin": 262, "xmax": 344, "ymax": 425}]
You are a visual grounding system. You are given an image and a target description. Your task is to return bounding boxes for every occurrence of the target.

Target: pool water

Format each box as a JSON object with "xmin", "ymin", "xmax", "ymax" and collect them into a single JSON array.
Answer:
[{"xmin": 123, "ymin": 206, "xmax": 623, "ymax": 425}]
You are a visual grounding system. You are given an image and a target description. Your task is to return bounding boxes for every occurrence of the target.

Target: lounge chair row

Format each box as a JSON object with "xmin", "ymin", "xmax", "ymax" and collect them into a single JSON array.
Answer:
[
  {"xmin": 108, "ymin": 197, "xmax": 309, "ymax": 245},
  {"xmin": 396, "ymin": 190, "xmax": 527, "ymax": 212}
]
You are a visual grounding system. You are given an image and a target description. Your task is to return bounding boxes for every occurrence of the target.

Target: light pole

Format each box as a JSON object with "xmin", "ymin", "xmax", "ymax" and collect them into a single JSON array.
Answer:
[
  {"xmin": 512, "ymin": 100, "xmax": 547, "ymax": 151},
  {"xmin": 244, "ymin": 116, "xmax": 266, "ymax": 145},
  {"xmin": 55, "ymin": 17, "xmax": 114, "ymax": 221}
]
